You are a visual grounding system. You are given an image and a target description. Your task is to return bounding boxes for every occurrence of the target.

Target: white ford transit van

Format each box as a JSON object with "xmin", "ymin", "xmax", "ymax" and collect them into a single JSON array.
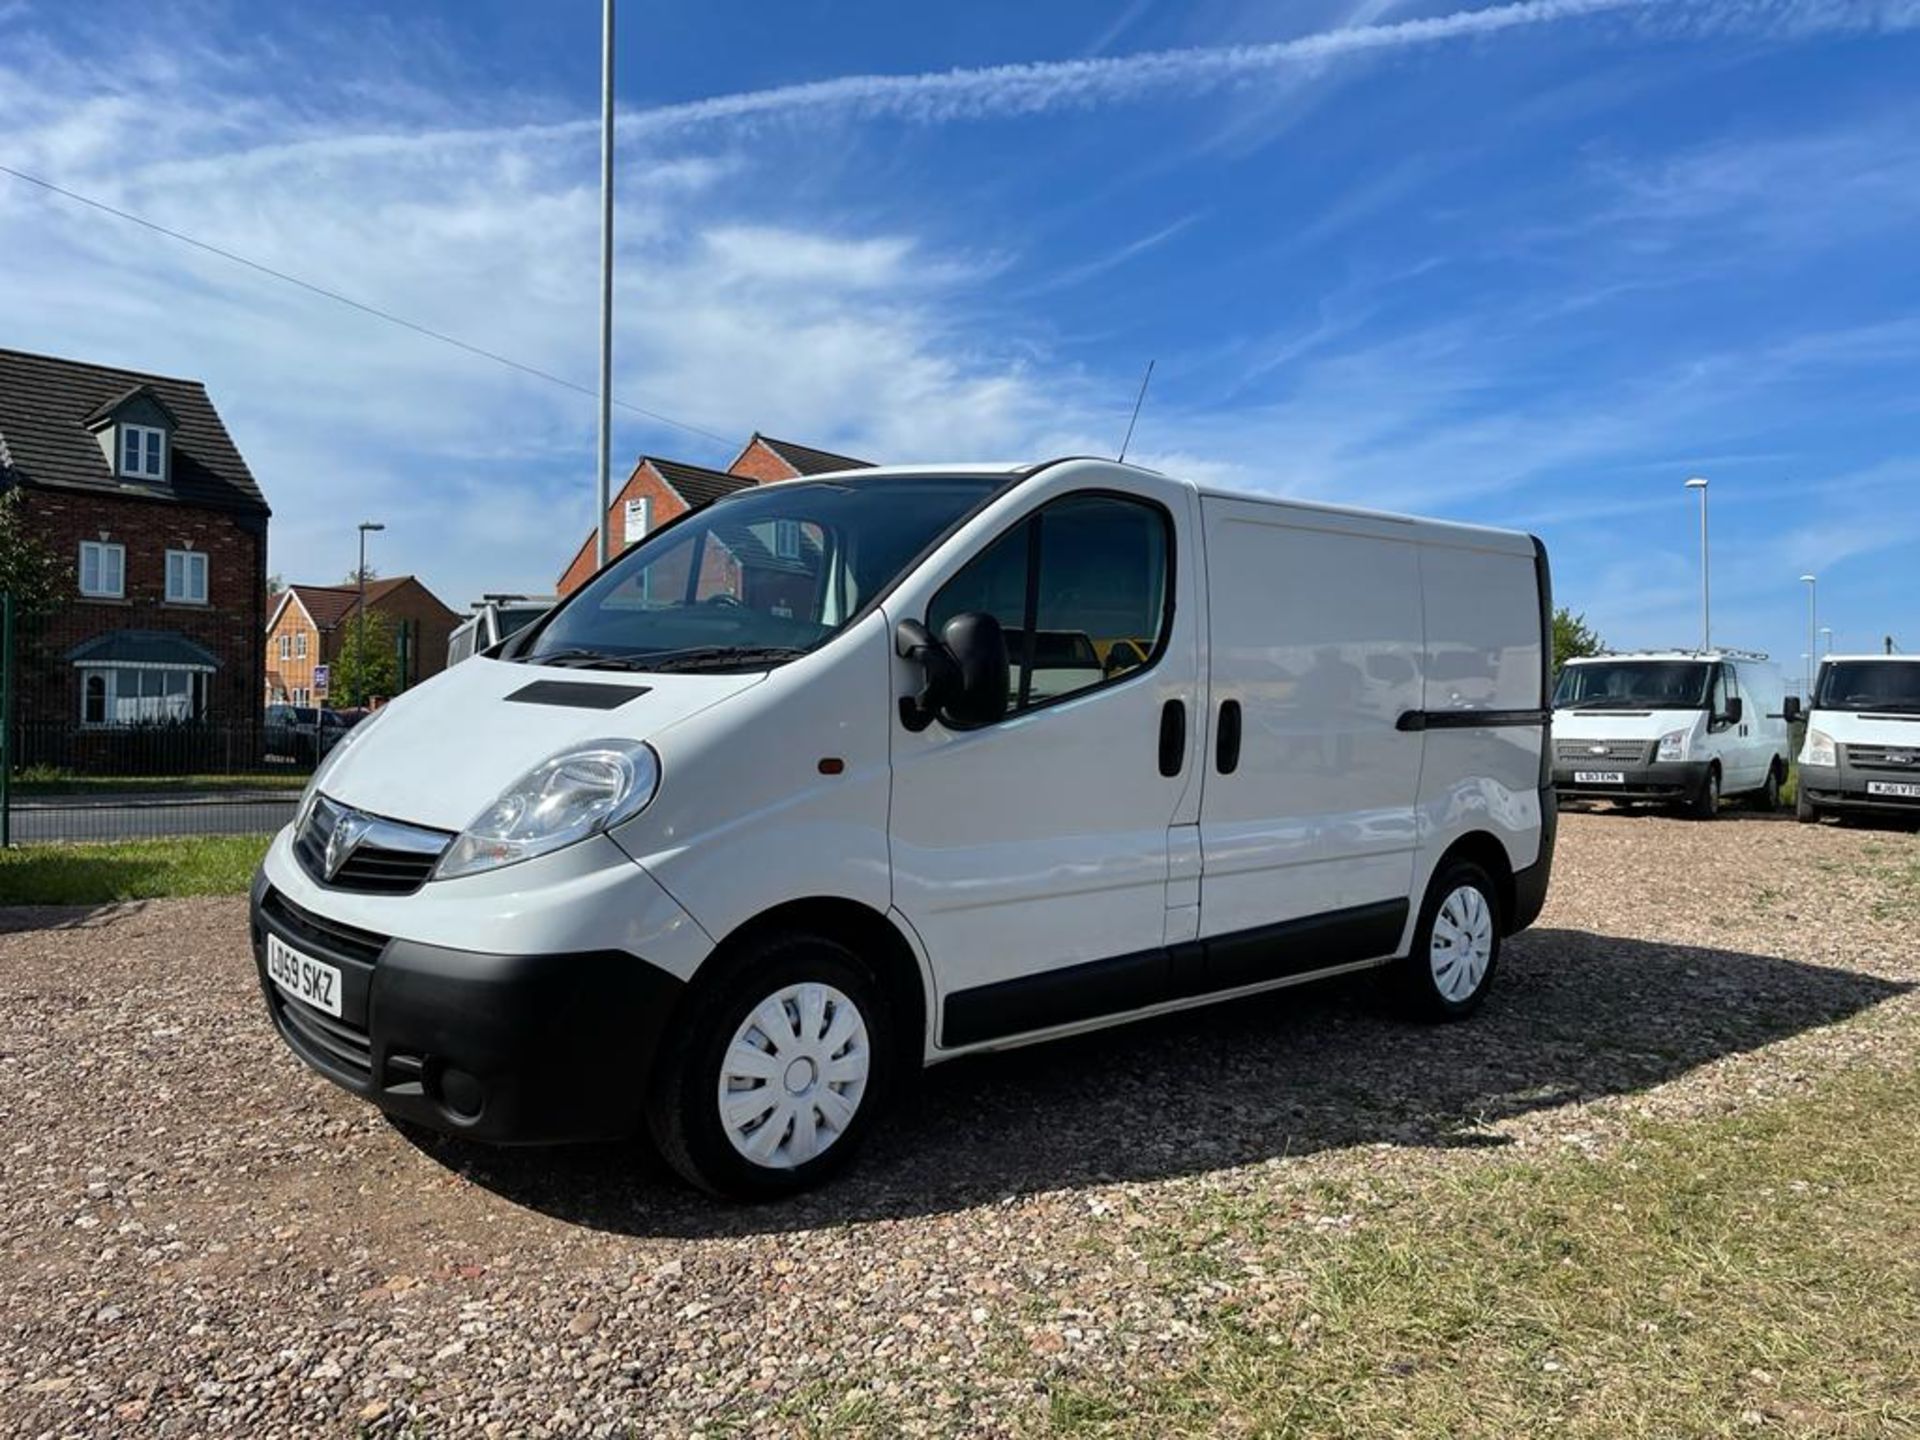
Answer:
[
  {"xmin": 1551, "ymin": 650, "xmax": 1797, "ymax": 817},
  {"xmin": 251, "ymin": 460, "xmax": 1555, "ymax": 1197},
  {"xmin": 1797, "ymin": 654, "xmax": 1920, "ymax": 824}
]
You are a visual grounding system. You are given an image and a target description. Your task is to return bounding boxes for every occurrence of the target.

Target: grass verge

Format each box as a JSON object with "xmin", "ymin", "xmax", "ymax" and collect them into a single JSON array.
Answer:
[
  {"xmin": 0, "ymin": 834, "xmax": 271, "ymax": 905},
  {"xmin": 1041, "ymin": 1064, "xmax": 1920, "ymax": 1438},
  {"xmin": 11, "ymin": 771, "xmax": 308, "ymax": 797}
]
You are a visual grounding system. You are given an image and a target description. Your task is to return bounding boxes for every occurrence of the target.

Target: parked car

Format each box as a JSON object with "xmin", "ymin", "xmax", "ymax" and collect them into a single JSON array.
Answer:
[
  {"xmin": 264, "ymin": 704, "xmax": 359, "ymax": 765},
  {"xmin": 250, "ymin": 459, "xmax": 1555, "ymax": 1198},
  {"xmin": 1797, "ymin": 654, "xmax": 1920, "ymax": 825},
  {"xmin": 448, "ymin": 595, "xmax": 555, "ymax": 666},
  {"xmin": 1551, "ymin": 650, "xmax": 1797, "ymax": 817}
]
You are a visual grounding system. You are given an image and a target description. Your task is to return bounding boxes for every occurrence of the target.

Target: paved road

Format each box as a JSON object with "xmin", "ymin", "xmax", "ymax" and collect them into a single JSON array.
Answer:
[{"xmin": 7, "ymin": 792, "xmax": 297, "ymax": 843}]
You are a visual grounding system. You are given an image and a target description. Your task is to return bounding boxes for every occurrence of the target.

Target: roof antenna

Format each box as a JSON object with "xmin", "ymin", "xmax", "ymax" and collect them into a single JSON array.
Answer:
[{"xmin": 1117, "ymin": 359, "xmax": 1155, "ymax": 463}]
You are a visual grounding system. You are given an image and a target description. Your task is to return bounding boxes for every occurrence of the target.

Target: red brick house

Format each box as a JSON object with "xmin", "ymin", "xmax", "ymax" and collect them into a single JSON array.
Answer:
[
  {"xmin": 556, "ymin": 435, "xmax": 869, "ymax": 597},
  {"xmin": 0, "ymin": 348, "xmax": 270, "ymax": 750},
  {"xmin": 266, "ymin": 576, "xmax": 459, "ymax": 704}
]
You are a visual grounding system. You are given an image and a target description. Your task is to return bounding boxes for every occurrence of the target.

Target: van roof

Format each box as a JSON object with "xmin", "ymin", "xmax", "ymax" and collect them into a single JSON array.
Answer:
[
  {"xmin": 1822, "ymin": 653, "xmax": 1919, "ymax": 663},
  {"xmin": 1565, "ymin": 650, "xmax": 1773, "ymax": 664}
]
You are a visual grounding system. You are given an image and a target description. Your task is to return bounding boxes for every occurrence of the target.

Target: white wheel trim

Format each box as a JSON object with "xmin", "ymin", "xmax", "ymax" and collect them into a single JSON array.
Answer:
[
  {"xmin": 1429, "ymin": 884, "xmax": 1495, "ymax": 1003},
  {"xmin": 717, "ymin": 981, "xmax": 870, "ymax": 1170}
]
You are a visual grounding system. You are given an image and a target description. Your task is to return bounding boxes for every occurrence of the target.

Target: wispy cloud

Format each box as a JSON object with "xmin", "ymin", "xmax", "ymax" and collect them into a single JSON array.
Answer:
[{"xmin": 1019, "ymin": 213, "xmax": 1204, "ymax": 294}]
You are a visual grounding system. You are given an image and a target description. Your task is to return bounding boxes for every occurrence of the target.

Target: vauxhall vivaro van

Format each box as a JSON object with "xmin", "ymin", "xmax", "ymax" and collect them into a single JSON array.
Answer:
[
  {"xmin": 1551, "ymin": 650, "xmax": 1797, "ymax": 817},
  {"xmin": 1798, "ymin": 654, "xmax": 1920, "ymax": 825},
  {"xmin": 251, "ymin": 459, "xmax": 1556, "ymax": 1196}
]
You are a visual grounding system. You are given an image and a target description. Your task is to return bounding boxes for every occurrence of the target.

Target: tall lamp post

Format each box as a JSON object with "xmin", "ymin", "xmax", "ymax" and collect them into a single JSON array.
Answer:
[
  {"xmin": 357, "ymin": 521, "xmax": 385, "ymax": 705},
  {"xmin": 1685, "ymin": 476, "xmax": 1710, "ymax": 651},
  {"xmin": 1800, "ymin": 574, "xmax": 1817, "ymax": 703},
  {"xmin": 594, "ymin": 0, "xmax": 616, "ymax": 569},
  {"xmin": 1821, "ymin": 626, "xmax": 1833, "ymax": 658}
]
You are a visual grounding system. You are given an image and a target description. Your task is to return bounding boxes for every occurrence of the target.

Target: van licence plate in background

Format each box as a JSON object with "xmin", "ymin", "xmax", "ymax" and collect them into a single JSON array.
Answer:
[
  {"xmin": 266, "ymin": 934, "xmax": 343, "ymax": 1017},
  {"xmin": 1573, "ymin": 771, "xmax": 1625, "ymax": 785},
  {"xmin": 1867, "ymin": 781, "xmax": 1920, "ymax": 799}
]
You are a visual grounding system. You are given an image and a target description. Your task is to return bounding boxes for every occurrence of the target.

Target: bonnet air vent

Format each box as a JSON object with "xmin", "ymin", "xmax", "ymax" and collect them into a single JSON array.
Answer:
[{"xmin": 505, "ymin": 680, "xmax": 652, "ymax": 710}]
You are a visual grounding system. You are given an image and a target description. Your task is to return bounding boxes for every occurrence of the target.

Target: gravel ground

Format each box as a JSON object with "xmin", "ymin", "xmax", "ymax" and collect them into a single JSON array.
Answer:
[{"xmin": 2, "ymin": 812, "xmax": 1916, "ymax": 1437}]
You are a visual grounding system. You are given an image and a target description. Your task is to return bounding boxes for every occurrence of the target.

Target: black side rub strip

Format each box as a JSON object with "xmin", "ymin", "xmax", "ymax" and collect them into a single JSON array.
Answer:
[
  {"xmin": 506, "ymin": 680, "xmax": 652, "ymax": 710},
  {"xmin": 942, "ymin": 899, "xmax": 1409, "ymax": 1047},
  {"xmin": 1396, "ymin": 708, "xmax": 1550, "ymax": 732}
]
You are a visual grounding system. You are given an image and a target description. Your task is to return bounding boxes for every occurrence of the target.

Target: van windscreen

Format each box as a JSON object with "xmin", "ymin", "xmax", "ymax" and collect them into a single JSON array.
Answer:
[
  {"xmin": 524, "ymin": 475, "xmax": 1005, "ymax": 673},
  {"xmin": 1552, "ymin": 661, "xmax": 1710, "ymax": 709},
  {"xmin": 1814, "ymin": 661, "xmax": 1920, "ymax": 712}
]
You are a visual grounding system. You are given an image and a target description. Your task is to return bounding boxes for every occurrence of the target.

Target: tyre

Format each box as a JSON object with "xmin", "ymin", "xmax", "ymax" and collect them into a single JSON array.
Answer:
[
  {"xmin": 646, "ymin": 932, "xmax": 893, "ymax": 1200},
  {"xmin": 1796, "ymin": 786, "xmax": 1821, "ymax": 824},
  {"xmin": 1395, "ymin": 860, "xmax": 1502, "ymax": 1021},
  {"xmin": 1753, "ymin": 765, "xmax": 1781, "ymax": 812},
  {"xmin": 1685, "ymin": 765, "xmax": 1720, "ymax": 820}
]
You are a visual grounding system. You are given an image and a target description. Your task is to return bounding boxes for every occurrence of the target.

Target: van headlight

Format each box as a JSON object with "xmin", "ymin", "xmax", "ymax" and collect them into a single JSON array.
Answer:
[
  {"xmin": 1803, "ymin": 729, "xmax": 1837, "ymax": 768},
  {"xmin": 1656, "ymin": 729, "xmax": 1690, "ymax": 762},
  {"xmin": 434, "ymin": 739, "xmax": 660, "ymax": 880}
]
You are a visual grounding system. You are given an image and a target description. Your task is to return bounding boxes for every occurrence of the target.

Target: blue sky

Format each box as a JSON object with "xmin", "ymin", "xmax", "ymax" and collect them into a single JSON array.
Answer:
[{"xmin": 2, "ymin": 0, "xmax": 1917, "ymax": 682}]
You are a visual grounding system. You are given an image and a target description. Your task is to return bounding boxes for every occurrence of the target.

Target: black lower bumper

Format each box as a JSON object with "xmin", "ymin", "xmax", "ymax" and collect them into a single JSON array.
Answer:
[
  {"xmin": 1553, "ymin": 760, "xmax": 1708, "ymax": 803},
  {"xmin": 250, "ymin": 870, "xmax": 685, "ymax": 1144},
  {"xmin": 1800, "ymin": 762, "xmax": 1920, "ymax": 818},
  {"xmin": 1508, "ymin": 787, "xmax": 1556, "ymax": 935}
]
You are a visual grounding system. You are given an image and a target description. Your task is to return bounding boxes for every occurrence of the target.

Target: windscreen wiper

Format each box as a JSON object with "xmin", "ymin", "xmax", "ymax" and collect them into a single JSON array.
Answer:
[
  {"xmin": 638, "ymin": 645, "xmax": 810, "ymax": 673},
  {"xmin": 522, "ymin": 648, "xmax": 652, "ymax": 671}
]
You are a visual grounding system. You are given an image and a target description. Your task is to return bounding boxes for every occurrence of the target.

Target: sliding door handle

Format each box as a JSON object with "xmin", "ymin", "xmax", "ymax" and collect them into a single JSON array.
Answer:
[
  {"xmin": 1158, "ymin": 699, "xmax": 1186, "ymax": 777},
  {"xmin": 1216, "ymin": 699, "xmax": 1242, "ymax": 774}
]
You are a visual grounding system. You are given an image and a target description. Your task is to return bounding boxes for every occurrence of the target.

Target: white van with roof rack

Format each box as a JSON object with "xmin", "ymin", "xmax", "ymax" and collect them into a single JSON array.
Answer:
[
  {"xmin": 1551, "ymin": 649, "xmax": 1798, "ymax": 817},
  {"xmin": 249, "ymin": 458, "xmax": 1555, "ymax": 1198},
  {"xmin": 1797, "ymin": 654, "xmax": 1920, "ymax": 825}
]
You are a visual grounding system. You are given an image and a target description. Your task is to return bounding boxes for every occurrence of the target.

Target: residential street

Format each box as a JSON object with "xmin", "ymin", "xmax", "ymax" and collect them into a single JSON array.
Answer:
[
  {"xmin": 3, "ymin": 812, "xmax": 1916, "ymax": 1436},
  {"xmin": 7, "ymin": 793, "xmax": 297, "ymax": 844}
]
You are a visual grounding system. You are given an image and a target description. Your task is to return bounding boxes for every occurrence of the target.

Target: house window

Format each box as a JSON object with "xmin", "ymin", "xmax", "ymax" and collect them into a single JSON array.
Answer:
[
  {"xmin": 278, "ymin": 634, "xmax": 292, "ymax": 661},
  {"xmin": 165, "ymin": 549, "xmax": 209, "ymax": 604},
  {"xmin": 79, "ymin": 541, "xmax": 126, "ymax": 598},
  {"xmin": 120, "ymin": 424, "xmax": 167, "ymax": 480},
  {"xmin": 624, "ymin": 497, "xmax": 651, "ymax": 548},
  {"xmin": 774, "ymin": 518, "xmax": 802, "ymax": 560},
  {"xmin": 295, "ymin": 632, "xmax": 308, "ymax": 659},
  {"xmin": 78, "ymin": 667, "xmax": 209, "ymax": 726}
]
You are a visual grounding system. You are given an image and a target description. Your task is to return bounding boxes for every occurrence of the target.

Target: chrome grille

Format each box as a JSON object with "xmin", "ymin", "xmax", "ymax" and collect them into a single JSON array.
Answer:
[
  {"xmin": 1844, "ymin": 744, "xmax": 1920, "ymax": 772},
  {"xmin": 1555, "ymin": 740, "xmax": 1652, "ymax": 765},
  {"xmin": 294, "ymin": 795, "xmax": 451, "ymax": 896}
]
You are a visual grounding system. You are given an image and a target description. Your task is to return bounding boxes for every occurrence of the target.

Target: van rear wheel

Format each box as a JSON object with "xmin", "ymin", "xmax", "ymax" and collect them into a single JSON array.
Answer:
[
  {"xmin": 1395, "ymin": 860, "xmax": 1501, "ymax": 1021},
  {"xmin": 646, "ymin": 933, "xmax": 893, "ymax": 1200}
]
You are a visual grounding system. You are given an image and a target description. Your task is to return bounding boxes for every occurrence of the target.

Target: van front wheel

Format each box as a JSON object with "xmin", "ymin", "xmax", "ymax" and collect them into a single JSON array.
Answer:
[
  {"xmin": 1686, "ymin": 766, "xmax": 1721, "ymax": 820},
  {"xmin": 646, "ymin": 933, "xmax": 893, "ymax": 1200},
  {"xmin": 1395, "ymin": 861, "xmax": 1502, "ymax": 1021}
]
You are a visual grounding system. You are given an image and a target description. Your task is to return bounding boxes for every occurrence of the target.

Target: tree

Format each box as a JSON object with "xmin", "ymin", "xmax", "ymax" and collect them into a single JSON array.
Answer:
[
  {"xmin": 1552, "ymin": 606, "xmax": 1605, "ymax": 672},
  {"xmin": 330, "ymin": 609, "xmax": 399, "ymax": 707},
  {"xmin": 0, "ymin": 487, "xmax": 69, "ymax": 630},
  {"xmin": 343, "ymin": 563, "xmax": 380, "ymax": 586}
]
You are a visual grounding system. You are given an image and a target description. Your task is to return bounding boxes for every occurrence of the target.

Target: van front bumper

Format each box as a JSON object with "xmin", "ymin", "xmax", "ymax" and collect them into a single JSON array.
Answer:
[
  {"xmin": 1553, "ymin": 760, "xmax": 1709, "ymax": 803},
  {"xmin": 1798, "ymin": 760, "xmax": 1920, "ymax": 817},
  {"xmin": 250, "ymin": 869, "xmax": 685, "ymax": 1144}
]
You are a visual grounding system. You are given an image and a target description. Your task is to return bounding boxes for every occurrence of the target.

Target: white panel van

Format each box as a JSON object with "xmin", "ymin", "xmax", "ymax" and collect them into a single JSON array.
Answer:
[
  {"xmin": 250, "ymin": 460, "xmax": 1555, "ymax": 1197},
  {"xmin": 1551, "ymin": 651, "xmax": 1797, "ymax": 817},
  {"xmin": 1797, "ymin": 655, "xmax": 1920, "ymax": 824}
]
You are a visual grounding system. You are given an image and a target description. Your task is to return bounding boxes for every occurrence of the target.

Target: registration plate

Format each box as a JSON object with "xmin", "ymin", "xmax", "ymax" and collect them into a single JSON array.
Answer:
[
  {"xmin": 1867, "ymin": 780, "xmax": 1920, "ymax": 799},
  {"xmin": 1573, "ymin": 771, "xmax": 1626, "ymax": 785},
  {"xmin": 266, "ymin": 934, "xmax": 343, "ymax": 1018}
]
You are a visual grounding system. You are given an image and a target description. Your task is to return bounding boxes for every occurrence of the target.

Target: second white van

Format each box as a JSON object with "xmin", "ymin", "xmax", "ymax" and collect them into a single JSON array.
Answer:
[
  {"xmin": 250, "ymin": 459, "xmax": 1555, "ymax": 1197},
  {"xmin": 1551, "ymin": 650, "xmax": 1797, "ymax": 816},
  {"xmin": 1798, "ymin": 654, "xmax": 1920, "ymax": 825}
]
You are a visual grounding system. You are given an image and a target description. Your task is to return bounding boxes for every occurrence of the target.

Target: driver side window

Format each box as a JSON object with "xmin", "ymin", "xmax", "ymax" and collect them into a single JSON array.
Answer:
[{"xmin": 928, "ymin": 492, "xmax": 1172, "ymax": 719}]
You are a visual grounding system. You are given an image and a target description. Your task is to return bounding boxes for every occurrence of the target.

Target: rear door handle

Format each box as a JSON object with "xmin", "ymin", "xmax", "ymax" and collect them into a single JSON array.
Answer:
[
  {"xmin": 1158, "ymin": 699, "xmax": 1186, "ymax": 777},
  {"xmin": 1216, "ymin": 699, "xmax": 1242, "ymax": 774}
]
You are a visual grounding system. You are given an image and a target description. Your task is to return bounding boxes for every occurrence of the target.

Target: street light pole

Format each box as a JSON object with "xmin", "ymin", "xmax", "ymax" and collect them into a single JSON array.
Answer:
[
  {"xmin": 357, "ymin": 520, "xmax": 385, "ymax": 705},
  {"xmin": 594, "ymin": 0, "xmax": 616, "ymax": 569},
  {"xmin": 1800, "ymin": 574, "xmax": 1816, "ymax": 703},
  {"xmin": 1821, "ymin": 626, "xmax": 1833, "ymax": 657},
  {"xmin": 1685, "ymin": 477, "xmax": 1710, "ymax": 651}
]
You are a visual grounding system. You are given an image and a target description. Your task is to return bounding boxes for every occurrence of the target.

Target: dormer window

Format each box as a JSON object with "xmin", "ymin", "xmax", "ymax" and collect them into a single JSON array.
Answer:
[{"xmin": 120, "ymin": 424, "xmax": 167, "ymax": 480}]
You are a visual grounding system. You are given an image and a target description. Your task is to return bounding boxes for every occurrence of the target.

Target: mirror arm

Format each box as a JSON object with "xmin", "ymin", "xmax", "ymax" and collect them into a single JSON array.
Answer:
[{"xmin": 895, "ymin": 619, "xmax": 954, "ymax": 733}]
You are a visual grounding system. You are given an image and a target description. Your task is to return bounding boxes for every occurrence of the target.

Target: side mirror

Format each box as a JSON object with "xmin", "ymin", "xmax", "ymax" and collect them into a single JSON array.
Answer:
[
  {"xmin": 1783, "ymin": 695, "xmax": 1803, "ymax": 723},
  {"xmin": 895, "ymin": 613, "xmax": 1009, "ymax": 731},
  {"xmin": 1722, "ymin": 696, "xmax": 1744, "ymax": 725}
]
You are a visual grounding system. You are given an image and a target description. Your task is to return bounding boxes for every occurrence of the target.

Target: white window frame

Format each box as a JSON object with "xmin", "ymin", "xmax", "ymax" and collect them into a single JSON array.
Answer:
[
  {"xmin": 76, "ymin": 664, "xmax": 210, "ymax": 727},
  {"xmin": 295, "ymin": 631, "xmax": 308, "ymax": 659},
  {"xmin": 120, "ymin": 424, "xmax": 167, "ymax": 481},
  {"xmin": 624, "ymin": 496, "xmax": 651, "ymax": 548},
  {"xmin": 78, "ymin": 541, "xmax": 126, "ymax": 598},
  {"xmin": 774, "ymin": 518, "xmax": 802, "ymax": 560},
  {"xmin": 165, "ymin": 548, "xmax": 209, "ymax": 605},
  {"xmin": 278, "ymin": 634, "xmax": 292, "ymax": 661}
]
